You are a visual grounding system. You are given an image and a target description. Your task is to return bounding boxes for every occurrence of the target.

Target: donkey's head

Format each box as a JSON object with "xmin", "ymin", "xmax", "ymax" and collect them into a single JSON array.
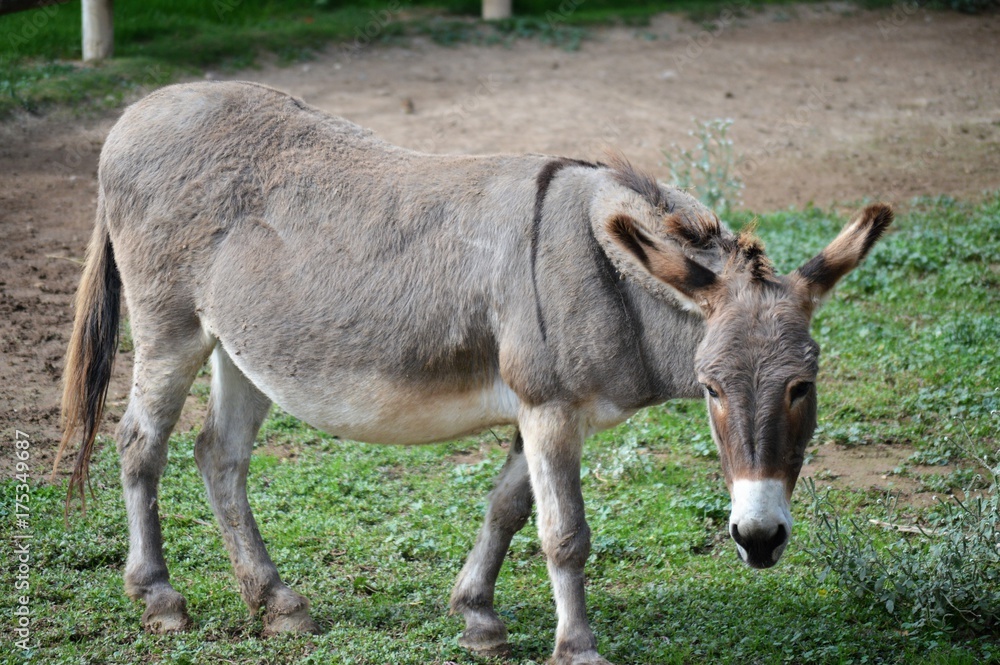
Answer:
[{"xmin": 600, "ymin": 172, "xmax": 892, "ymax": 568}]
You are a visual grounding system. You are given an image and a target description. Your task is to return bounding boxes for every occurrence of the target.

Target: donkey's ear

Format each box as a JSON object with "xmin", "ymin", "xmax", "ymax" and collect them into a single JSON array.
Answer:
[
  {"xmin": 606, "ymin": 213, "xmax": 720, "ymax": 313},
  {"xmin": 794, "ymin": 203, "xmax": 893, "ymax": 304}
]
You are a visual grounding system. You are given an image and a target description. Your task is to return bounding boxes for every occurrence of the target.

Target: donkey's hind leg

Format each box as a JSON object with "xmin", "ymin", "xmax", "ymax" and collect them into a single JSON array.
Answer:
[
  {"xmin": 450, "ymin": 432, "xmax": 533, "ymax": 653},
  {"xmin": 119, "ymin": 332, "xmax": 213, "ymax": 633},
  {"xmin": 194, "ymin": 344, "xmax": 319, "ymax": 636}
]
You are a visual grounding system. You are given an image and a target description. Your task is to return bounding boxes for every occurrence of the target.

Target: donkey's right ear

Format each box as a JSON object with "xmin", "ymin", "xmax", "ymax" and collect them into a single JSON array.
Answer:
[
  {"xmin": 793, "ymin": 203, "xmax": 893, "ymax": 307},
  {"xmin": 605, "ymin": 213, "xmax": 721, "ymax": 314}
]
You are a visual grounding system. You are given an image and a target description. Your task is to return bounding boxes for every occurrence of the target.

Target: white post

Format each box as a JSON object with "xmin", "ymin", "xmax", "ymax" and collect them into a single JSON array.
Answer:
[
  {"xmin": 482, "ymin": 0, "xmax": 511, "ymax": 20},
  {"xmin": 82, "ymin": 0, "xmax": 113, "ymax": 62}
]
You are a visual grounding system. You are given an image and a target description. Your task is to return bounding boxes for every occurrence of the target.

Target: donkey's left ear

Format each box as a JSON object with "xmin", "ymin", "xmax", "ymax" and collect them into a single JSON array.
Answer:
[
  {"xmin": 793, "ymin": 203, "xmax": 893, "ymax": 305},
  {"xmin": 605, "ymin": 213, "xmax": 721, "ymax": 314}
]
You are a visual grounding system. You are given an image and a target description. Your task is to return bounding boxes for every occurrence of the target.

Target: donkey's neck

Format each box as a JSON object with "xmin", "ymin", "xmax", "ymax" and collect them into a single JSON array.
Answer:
[{"xmin": 618, "ymin": 277, "xmax": 707, "ymax": 404}]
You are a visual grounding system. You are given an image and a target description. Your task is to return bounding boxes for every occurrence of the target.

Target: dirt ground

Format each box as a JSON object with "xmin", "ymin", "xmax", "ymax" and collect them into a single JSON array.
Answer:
[{"xmin": 2, "ymin": 5, "xmax": 998, "ymax": 492}]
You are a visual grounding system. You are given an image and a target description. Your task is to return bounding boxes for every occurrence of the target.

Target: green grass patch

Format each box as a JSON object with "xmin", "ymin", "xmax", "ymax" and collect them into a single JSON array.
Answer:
[
  {"xmin": 1, "ymin": 0, "xmax": 421, "ymax": 117},
  {"xmin": 2, "ymin": 195, "xmax": 998, "ymax": 662}
]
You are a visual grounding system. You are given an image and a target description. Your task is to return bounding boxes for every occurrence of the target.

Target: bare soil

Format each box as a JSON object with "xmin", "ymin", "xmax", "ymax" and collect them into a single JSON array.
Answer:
[
  {"xmin": 2, "ymin": 6, "xmax": 998, "ymax": 490},
  {"xmin": 800, "ymin": 442, "xmax": 956, "ymax": 507}
]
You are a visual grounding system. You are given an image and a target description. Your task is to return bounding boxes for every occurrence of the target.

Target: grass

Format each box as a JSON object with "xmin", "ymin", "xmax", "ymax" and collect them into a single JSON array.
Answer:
[
  {"xmin": 1, "ymin": 0, "xmax": 421, "ymax": 117},
  {"xmin": 1, "ymin": 195, "xmax": 998, "ymax": 663}
]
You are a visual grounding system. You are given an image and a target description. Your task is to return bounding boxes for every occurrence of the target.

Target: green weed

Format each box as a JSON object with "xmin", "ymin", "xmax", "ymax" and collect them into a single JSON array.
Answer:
[
  {"xmin": 118, "ymin": 316, "xmax": 134, "ymax": 354},
  {"xmin": 807, "ymin": 448, "xmax": 999, "ymax": 634},
  {"xmin": 662, "ymin": 118, "xmax": 743, "ymax": 211}
]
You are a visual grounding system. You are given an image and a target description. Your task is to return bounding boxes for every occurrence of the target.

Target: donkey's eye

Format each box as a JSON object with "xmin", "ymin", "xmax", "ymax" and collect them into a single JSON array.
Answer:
[
  {"xmin": 704, "ymin": 385, "xmax": 719, "ymax": 399},
  {"xmin": 789, "ymin": 382, "xmax": 813, "ymax": 402}
]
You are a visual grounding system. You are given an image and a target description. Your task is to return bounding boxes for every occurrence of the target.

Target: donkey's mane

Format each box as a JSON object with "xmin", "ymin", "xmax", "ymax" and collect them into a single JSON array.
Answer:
[
  {"xmin": 606, "ymin": 153, "xmax": 774, "ymax": 281},
  {"xmin": 606, "ymin": 152, "xmax": 668, "ymax": 212},
  {"xmin": 730, "ymin": 225, "xmax": 775, "ymax": 280}
]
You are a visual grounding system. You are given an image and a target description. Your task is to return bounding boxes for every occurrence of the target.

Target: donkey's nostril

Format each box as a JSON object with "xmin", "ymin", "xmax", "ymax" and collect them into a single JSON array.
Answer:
[
  {"xmin": 770, "ymin": 524, "xmax": 788, "ymax": 550},
  {"xmin": 730, "ymin": 523, "xmax": 747, "ymax": 548}
]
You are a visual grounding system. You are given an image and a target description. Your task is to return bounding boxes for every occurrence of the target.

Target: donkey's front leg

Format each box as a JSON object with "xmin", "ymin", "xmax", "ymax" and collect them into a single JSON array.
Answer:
[
  {"xmin": 521, "ymin": 405, "xmax": 610, "ymax": 665},
  {"xmin": 450, "ymin": 432, "xmax": 533, "ymax": 654}
]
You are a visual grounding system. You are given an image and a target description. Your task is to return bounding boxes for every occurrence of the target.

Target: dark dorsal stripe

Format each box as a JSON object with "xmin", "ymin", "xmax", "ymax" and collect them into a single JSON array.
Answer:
[{"xmin": 530, "ymin": 158, "xmax": 599, "ymax": 343}]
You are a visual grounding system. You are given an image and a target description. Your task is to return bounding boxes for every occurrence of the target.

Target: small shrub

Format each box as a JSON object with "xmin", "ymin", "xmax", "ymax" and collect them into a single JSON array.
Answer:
[
  {"xmin": 661, "ymin": 118, "xmax": 743, "ymax": 211},
  {"xmin": 806, "ymin": 442, "xmax": 1000, "ymax": 634}
]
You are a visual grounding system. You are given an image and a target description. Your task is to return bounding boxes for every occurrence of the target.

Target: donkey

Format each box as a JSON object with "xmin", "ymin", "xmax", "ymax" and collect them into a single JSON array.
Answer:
[{"xmin": 57, "ymin": 81, "xmax": 892, "ymax": 665}]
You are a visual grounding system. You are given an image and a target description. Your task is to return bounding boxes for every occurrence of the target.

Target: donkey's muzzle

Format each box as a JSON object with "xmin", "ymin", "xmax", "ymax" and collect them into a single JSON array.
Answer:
[
  {"xmin": 730, "ymin": 522, "xmax": 788, "ymax": 569},
  {"xmin": 728, "ymin": 478, "xmax": 793, "ymax": 569}
]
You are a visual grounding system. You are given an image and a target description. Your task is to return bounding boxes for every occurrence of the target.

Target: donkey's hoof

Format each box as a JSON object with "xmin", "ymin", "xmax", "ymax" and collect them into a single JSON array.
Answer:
[
  {"xmin": 262, "ymin": 608, "xmax": 320, "ymax": 636},
  {"xmin": 144, "ymin": 611, "xmax": 192, "ymax": 634},
  {"xmin": 458, "ymin": 609, "xmax": 509, "ymax": 654},
  {"xmin": 547, "ymin": 652, "xmax": 612, "ymax": 665},
  {"xmin": 142, "ymin": 589, "xmax": 192, "ymax": 634},
  {"xmin": 262, "ymin": 587, "xmax": 320, "ymax": 636},
  {"xmin": 458, "ymin": 625, "xmax": 509, "ymax": 655}
]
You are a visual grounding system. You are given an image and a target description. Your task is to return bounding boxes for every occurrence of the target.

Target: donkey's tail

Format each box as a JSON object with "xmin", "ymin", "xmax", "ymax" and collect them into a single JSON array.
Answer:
[{"xmin": 52, "ymin": 197, "xmax": 121, "ymax": 513}]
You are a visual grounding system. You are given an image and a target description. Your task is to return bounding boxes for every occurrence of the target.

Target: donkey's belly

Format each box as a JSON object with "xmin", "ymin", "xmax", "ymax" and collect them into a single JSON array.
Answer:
[
  {"xmin": 304, "ymin": 380, "xmax": 521, "ymax": 445},
  {"xmin": 237, "ymin": 358, "xmax": 521, "ymax": 445}
]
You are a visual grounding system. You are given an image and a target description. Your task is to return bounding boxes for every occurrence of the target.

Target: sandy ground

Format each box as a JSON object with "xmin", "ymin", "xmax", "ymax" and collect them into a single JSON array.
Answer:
[{"xmin": 1, "ymin": 5, "xmax": 998, "ymax": 495}]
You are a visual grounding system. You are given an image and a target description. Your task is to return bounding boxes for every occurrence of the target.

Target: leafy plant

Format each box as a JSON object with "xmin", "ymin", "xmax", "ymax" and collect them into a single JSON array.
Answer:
[
  {"xmin": 661, "ymin": 118, "xmax": 743, "ymax": 211},
  {"xmin": 806, "ymin": 439, "xmax": 1000, "ymax": 634}
]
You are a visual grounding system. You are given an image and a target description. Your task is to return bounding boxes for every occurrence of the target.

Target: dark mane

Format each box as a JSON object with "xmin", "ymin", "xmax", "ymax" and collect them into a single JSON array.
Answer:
[
  {"xmin": 725, "ymin": 224, "xmax": 775, "ymax": 280},
  {"xmin": 664, "ymin": 210, "xmax": 724, "ymax": 250},
  {"xmin": 606, "ymin": 152, "xmax": 668, "ymax": 212}
]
